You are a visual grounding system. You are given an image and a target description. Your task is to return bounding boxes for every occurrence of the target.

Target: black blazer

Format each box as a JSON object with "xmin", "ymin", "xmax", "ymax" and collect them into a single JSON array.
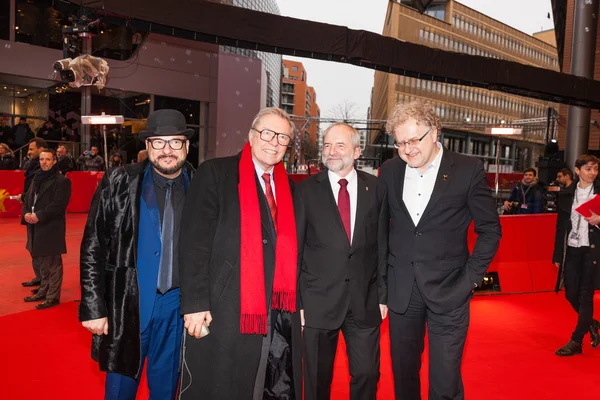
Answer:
[
  {"xmin": 295, "ymin": 170, "xmax": 388, "ymax": 330},
  {"xmin": 380, "ymin": 150, "xmax": 501, "ymax": 315}
]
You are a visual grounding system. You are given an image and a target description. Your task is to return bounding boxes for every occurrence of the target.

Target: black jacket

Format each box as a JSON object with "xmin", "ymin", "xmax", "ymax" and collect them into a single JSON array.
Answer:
[
  {"xmin": 552, "ymin": 180, "xmax": 600, "ymax": 292},
  {"xmin": 295, "ymin": 170, "xmax": 388, "ymax": 330},
  {"xmin": 380, "ymin": 150, "xmax": 502, "ymax": 315},
  {"xmin": 0, "ymin": 154, "xmax": 16, "ymax": 170},
  {"xmin": 178, "ymin": 155, "xmax": 302, "ymax": 400},
  {"xmin": 79, "ymin": 160, "xmax": 195, "ymax": 377},
  {"xmin": 22, "ymin": 170, "xmax": 71, "ymax": 257}
]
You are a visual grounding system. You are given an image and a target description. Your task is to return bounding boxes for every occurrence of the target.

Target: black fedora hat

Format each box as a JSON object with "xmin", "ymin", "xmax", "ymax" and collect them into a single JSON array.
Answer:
[{"xmin": 138, "ymin": 109, "xmax": 195, "ymax": 140}]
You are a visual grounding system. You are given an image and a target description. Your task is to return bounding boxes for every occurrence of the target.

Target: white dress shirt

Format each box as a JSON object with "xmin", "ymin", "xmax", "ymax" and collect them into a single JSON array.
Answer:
[
  {"xmin": 328, "ymin": 168, "xmax": 358, "ymax": 244},
  {"xmin": 403, "ymin": 143, "xmax": 444, "ymax": 226},
  {"xmin": 254, "ymin": 160, "xmax": 276, "ymax": 201}
]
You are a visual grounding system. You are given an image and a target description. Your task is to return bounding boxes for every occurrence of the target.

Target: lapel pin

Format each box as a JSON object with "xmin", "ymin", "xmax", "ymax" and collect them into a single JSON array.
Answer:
[
  {"xmin": 366, "ymin": 186, "xmax": 369, "ymax": 191},
  {"xmin": 443, "ymin": 175, "xmax": 448, "ymax": 181}
]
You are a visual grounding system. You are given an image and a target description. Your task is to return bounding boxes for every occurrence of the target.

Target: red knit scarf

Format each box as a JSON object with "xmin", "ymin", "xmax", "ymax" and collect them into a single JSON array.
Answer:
[{"xmin": 238, "ymin": 143, "xmax": 297, "ymax": 335}]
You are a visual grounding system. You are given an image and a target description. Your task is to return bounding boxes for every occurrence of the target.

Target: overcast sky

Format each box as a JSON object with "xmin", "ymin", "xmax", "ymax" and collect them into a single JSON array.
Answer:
[{"xmin": 277, "ymin": 0, "xmax": 555, "ymax": 121}]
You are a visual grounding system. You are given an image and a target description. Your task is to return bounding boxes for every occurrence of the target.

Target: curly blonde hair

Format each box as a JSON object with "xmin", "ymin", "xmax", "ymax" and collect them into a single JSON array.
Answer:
[{"xmin": 385, "ymin": 100, "xmax": 441, "ymax": 135}]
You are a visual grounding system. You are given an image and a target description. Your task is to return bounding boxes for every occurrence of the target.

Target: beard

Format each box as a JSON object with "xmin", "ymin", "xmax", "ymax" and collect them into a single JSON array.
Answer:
[
  {"xmin": 323, "ymin": 154, "xmax": 354, "ymax": 172},
  {"xmin": 150, "ymin": 155, "xmax": 186, "ymax": 176}
]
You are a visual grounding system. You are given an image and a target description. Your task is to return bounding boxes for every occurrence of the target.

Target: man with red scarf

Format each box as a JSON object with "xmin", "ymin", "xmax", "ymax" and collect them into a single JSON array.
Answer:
[{"xmin": 179, "ymin": 107, "xmax": 302, "ymax": 400}]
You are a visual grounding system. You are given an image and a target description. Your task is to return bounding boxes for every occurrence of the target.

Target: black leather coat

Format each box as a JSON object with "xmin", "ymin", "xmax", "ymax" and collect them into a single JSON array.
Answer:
[{"xmin": 78, "ymin": 160, "xmax": 194, "ymax": 377}]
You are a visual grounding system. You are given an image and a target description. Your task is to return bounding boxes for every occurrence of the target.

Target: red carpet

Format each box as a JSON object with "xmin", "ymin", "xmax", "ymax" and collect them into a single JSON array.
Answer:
[{"xmin": 1, "ymin": 215, "xmax": 599, "ymax": 399}]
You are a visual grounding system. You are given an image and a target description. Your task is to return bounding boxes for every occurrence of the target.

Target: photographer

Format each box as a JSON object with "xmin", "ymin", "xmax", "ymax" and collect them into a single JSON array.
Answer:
[
  {"xmin": 77, "ymin": 145, "xmax": 104, "ymax": 171},
  {"xmin": 503, "ymin": 168, "xmax": 544, "ymax": 214}
]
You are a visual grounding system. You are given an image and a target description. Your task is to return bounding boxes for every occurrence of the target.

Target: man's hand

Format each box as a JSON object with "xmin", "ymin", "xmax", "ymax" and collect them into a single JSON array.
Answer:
[
  {"xmin": 379, "ymin": 304, "xmax": 388, "ymax": 320},
  {"xmin": 82, "ymin": 317, "xmax": 108, "ymax": 335},
  {"xmin": 300, "ymin": 309, "xmax": 305, "ymax": 331},
  {"xmin": 24, "ymin": 213, "xmax": 32, "ymax": 223},
  {"xmin": 184, "ymin": 311, "xmax": 212, "ymax": 339},
  {"xmin": 16, "ymin": 194, "xmax": 22, "ymax": 203},
  {"xmin": 503, "ymin": 201, "xmax": 511, "ymax": 211},
  {"xmin": 29, "ymin": 213, "xmax": 39, "ymax": 224},
  {"xmin": 585, "ymin": 211, "xmax": 600, "ymax": 227}
]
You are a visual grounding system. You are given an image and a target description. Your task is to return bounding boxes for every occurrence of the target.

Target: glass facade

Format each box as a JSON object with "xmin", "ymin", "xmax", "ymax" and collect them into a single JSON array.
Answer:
[
  {"xmin": 223, "ymin": 0, "xmax": 282, "ymax": 108},
  {"xmin": 0, "ymin": 0, "xmax": 9, "ymax": 40}
]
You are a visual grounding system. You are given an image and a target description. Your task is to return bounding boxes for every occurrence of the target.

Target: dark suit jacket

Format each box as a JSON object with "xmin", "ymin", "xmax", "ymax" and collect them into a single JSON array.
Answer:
[
  {"xmin": 295, "ymin": 170, "xmax": 388, "ymax": 330},
  {"xmin": 380, "ymin": 150, "xmax": 501, "ymax": 315},
  {"xmin": 178, "ymin": 154, "xmax": 302, "ymax": 400},
  {"xmin": 23, "ymin": 171, "xmax": 71, "ymax": 257}
]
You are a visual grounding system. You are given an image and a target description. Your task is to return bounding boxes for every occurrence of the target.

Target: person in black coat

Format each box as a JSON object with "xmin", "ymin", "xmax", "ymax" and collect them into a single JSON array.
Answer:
[
  {"xmin": 22, "ymin": 149, "xmax": 71, "ymax": 309},
  {"xmin": 552, "ymin": 154, "xmax": 600, "ymax": 356},
  {"xmin": 56, "ymin": 144, "xmax": 75, "ymax": 175},
  {"xmin": 0, "ymin": 143, "xmax": 16, "ymax": 170},
  {"xmin": 295, "ymin": 123, "xmax": 388, "ymax": 400},
  {"xmin": 20, "ymin": 138, "xmax": 48, "ymax": 288},
  {"xmin": 79, "ymin": 110, "xmax": 195, "ymax": 400},
  {"xmin": 380, "ymin": 100, "xmax": 501, "ymax": 400},
  {"xmin": 179, "ymin": 107, "xmax": 302, "ymax": 400}
]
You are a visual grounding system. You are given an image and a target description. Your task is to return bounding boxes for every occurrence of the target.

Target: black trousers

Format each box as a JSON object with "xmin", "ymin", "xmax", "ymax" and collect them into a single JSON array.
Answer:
[
  {"xmin": 303, "ymin": 309, "xmax": 380, "ymax": 400},
  {"xmin": 389, "ymin": 281, "xmax": 470, "ymax": 400},
  {"xmin": 34, "ymin": 255, "xmax": 63, "ymax": 300},
  {"xmin": 563, "ymin": 246, "xmax": 595, "ymax": 343}
]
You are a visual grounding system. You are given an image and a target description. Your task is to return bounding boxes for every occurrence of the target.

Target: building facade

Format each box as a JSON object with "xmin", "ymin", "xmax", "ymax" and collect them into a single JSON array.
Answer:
[
  {"xmin": 371, "ymin": 0, "xmax": 560, "ymax": 171},
  {"xmin": 281, "ymin": 59, "xmax": 320, "ymax": 164},
  {"xmin": 222, "ymin": 0, "xmax": 282, "ymax": 108},
  {"xmin": 0, "ymin": 0, "xmax": 271, "ymax": 165}
]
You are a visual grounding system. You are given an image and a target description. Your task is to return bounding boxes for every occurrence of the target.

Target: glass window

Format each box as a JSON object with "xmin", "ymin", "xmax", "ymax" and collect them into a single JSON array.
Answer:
[{"xmin": 292, "ymin": 66, "xmax": 298, "ymax": 72}]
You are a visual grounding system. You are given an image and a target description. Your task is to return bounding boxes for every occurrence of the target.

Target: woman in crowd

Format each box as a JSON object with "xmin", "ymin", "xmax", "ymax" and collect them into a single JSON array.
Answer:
[
  {"xmin": 0, "ymin": 143, "xmax": 16, "ymax": 170},
  {"xmin": 553, "ymin": 154, "xmax": 600, "ymax": 356}
]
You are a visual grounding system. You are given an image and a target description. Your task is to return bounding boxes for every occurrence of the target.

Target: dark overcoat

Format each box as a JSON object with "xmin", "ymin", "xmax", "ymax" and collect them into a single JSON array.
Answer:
[
  {"xmin": 553, "ymin": 180, "xmax": 600, "ymax": 291},
  {"xmin": 78, "ymin": 161, "xmax": 194, "ymax": 377},
  {"xmin": 23, "ymin": 170, "xmax": 71, "ymax": 257},
  {"xmin": 178, "ymin": 154, "xmax": 302, "ymax": 400}
]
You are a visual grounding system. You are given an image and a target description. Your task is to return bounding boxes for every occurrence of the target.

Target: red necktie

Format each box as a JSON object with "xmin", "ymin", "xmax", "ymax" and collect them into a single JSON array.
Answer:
[
  {"xmin": 338, "ymin": 178, "xmax": 351, "ymax": 242},
  {"xmin": 262, "ymin": 173, "xmax": 277, "ymax": 231}
]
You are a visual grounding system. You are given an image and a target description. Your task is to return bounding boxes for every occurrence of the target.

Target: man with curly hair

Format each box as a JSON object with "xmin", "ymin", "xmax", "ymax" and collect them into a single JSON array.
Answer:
[{"xmin": 380, "ymin": 100, "xmax": 501, "ymax": 400}]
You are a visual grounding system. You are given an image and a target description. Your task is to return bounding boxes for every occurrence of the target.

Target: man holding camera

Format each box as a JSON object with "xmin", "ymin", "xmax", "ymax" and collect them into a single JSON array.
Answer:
[
  {"xmin": 503, "ymin": 168, "xmax": 545, "ymax": 214},
  {"xmin": 77, "ymin": 145, "xmax": 104, "ymax": 171}
]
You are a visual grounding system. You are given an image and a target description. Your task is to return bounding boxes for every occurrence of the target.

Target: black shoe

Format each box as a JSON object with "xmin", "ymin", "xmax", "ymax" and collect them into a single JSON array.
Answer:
[
  {"xmin": 31, "ymin": 288, "xmax": 39, "ymax": 294},
  {"xmin": 591, "ymin": 320, "xmax": 600, "ymax": 348},
  {"xmin": 555, "ymin": 341, "xmax": 583, "ymax": 356},
  {"xmin": 36, "ymin": 299, "xmax": 60, "ymax": 310},
  {"xmin": 22, "ymin": 278, "xmax": 41, "ymax": 287},
  {"xmin": 24, "ymin": 294, "xmax": 46, "ymax": 302}
]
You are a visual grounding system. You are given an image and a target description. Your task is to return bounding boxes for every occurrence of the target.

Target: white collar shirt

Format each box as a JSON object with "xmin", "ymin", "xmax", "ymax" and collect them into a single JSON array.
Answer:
[
  {"xmin": 328, "ymin": 168, "xmax": 358, "ymax": 244},
  {"xmin": 403, "ymin": 143, "xmax": 444, "ymax": 226}
]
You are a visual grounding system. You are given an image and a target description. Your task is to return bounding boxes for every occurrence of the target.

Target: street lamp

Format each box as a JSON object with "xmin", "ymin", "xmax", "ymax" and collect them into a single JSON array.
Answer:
[{"xmin": 81, "ymin": 112, "xmax": 124, "ymax": 169}]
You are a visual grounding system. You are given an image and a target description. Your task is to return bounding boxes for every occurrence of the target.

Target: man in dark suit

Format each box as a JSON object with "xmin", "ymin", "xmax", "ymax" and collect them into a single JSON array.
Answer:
[
  {"xmin": 79, "ymin": 109, "xmax": 195, "ymax": 400},
  {"xmin": 179, "ymin": 107, "xmax": 302, "ymax": 400},
  {"xmin": 380, "ymin": 100, "xmax": 501, "ymax": 400},
  {"xmin": 22, "ymin": 148, "xmax": 71, "ymax": 309},
  {"xmin": 295, "ymin": 123, "xmax": 388, "ymax": 400}
]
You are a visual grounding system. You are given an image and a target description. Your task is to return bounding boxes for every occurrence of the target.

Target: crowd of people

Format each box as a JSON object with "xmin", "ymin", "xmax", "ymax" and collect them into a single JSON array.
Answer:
[{"xmin": 6, "ymin": 100, "xmax": 600, "ymax": 400}]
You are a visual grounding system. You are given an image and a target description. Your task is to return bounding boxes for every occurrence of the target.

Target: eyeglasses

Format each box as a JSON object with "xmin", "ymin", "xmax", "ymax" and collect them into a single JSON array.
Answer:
[
  {"xmin": 252, "ymin": 128, "xmax": 292, "ymax": 146},
  {"xmin": 393, "ymin": 129, "xmax": 431, "ymax": 149},
  {"xmin": 147, "ymin": 138, "xmax": 187, "ymax": 150}
]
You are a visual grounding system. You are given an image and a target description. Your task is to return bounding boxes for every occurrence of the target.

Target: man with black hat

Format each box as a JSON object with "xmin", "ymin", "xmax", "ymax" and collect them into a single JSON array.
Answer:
[{"xmin": 79, "ymin": 109, "xmax": 195, "ymax": 400}]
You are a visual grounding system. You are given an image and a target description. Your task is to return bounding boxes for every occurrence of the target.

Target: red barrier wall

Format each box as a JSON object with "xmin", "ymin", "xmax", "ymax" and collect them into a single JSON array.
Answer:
[
  {"xmin": 0, "ymin": 170, "xmax": 104, "ymax": 218},
  {"xmin": 469, "ymin": 214, "xmax": 558, "ymax": 293},
  {"xmin": 0, "ymin": 170, "xmax": 26, "ymax": 218}
]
